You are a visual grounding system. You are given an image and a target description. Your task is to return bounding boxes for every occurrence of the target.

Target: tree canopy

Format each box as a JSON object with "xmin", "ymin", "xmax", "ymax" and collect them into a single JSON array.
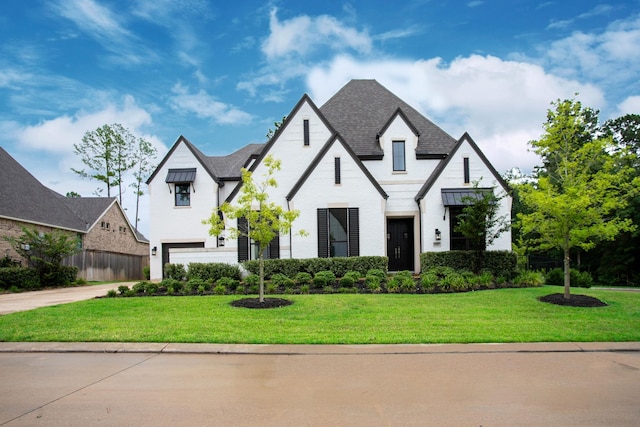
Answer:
[{"xmin": 517, "ymin": 99, "xmax": 638, "ymax": 299}]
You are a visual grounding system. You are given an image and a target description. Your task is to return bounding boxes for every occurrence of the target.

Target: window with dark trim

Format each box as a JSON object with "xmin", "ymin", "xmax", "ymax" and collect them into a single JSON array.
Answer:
[
  {"xmin": 335, "ymin": 157, "xmax": 341, "ymax": 184},
  {"xmin": 317, "ymin": 208, "xmax": 359, "ymax": 257},
  {"xmin": 303, "ymin": 119, "xmax": 310, "ymax": 146},
  {"xmin": 463, "ymin": 157, "xmax": 470, "ymax": 184},
  {"xmin": 237, "ymin": 216, "xmax": 280, "ymax": 262},
  {"xmin": 392, "ymin": 141, "xmax": 406, "ymax": 171},
  {"xmin": 175, "ymin": 183, "xmax": 191, "ymax": 206}
]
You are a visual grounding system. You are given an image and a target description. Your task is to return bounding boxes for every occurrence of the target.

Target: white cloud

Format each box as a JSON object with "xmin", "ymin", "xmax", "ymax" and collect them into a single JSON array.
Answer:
[
  {"xmin": 13, "ymin": 95, "xmax": 155, "ymax": 154},
  {"xmin": 169, "ymin": 83, "xmax": 253, "ymax": 124},
  {"xmin": 616, "ymin": 96, "xmax": 640, "ymax": 116},
  {"xmin": 261, "ymin": 8, "xmax": 372, "ymax": 60},
  {"xmin": 307, "ymin": 54, "xmax": 604, "ymax": 174}
]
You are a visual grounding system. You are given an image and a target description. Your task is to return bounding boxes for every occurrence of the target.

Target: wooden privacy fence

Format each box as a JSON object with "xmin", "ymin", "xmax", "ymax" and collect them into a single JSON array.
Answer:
[{"xmin": 64, "ymin": 250, "xmax": 149, "ymax": 282}]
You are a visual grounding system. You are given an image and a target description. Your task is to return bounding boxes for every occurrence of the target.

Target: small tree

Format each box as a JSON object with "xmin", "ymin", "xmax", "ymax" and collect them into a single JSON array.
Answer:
[
  {"xmin": 129, "ymin": 136, "xmax": 158, "ymax": 231},
  {"xmin": 3, "ymin": 227, "xmax": 81, "ymax": 287},
  {"xmin": 518, "ymin": 99, "xmax": 638, "ymax": 299},
  {"xmin": 203, "ymin": 155, "xmax": 305, "ymax": 302},
  {"xmin": 454, "ymin": 182, "xmax": 510, "ymax": 273}
]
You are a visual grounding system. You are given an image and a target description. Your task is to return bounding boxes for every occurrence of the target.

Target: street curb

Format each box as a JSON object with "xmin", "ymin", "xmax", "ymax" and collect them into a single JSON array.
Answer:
[{"xmin": 1, "ymin": 342, "xmax": 639, "ymax": 355}]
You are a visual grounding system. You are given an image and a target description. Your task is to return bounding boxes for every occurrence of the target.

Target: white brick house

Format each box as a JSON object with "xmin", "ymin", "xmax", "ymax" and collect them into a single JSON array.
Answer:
[{"xmin": 146, "ymin": 80, "xmax": 511, "ymax": 280}]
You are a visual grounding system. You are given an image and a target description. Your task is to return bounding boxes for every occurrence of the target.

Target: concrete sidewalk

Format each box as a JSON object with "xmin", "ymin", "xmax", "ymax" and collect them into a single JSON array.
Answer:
[{"xmin": 1, "ymin": 341, "xmax": 640, "ymax": 355}]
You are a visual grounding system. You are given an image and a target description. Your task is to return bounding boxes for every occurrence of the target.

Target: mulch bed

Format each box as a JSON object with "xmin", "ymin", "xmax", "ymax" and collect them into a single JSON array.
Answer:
[
  {"xmin": 231, "ymin": 297, "xmax": 293, "ymax": 309},
  {"xmin": 539, "ymin": 293, "xmax": 607, "ymax": 307}
]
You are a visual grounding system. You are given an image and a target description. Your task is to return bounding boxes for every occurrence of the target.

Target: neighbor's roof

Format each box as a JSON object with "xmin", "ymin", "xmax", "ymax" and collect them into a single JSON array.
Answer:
[
  {"xmin": 320, "ymin": 79, "xmax": 456, "ymax": 159},
  {"xmin": 0, "ymin": 147, "xmax": 147, "ymax": 242},
  {"xmin": 0, "ymin": 147, "xmax": 88, "ymax": 232}
]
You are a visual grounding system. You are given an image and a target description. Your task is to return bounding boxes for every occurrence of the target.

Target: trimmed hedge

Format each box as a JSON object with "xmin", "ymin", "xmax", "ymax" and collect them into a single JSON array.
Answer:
[
  {"xmin": 421, "ymin": 251, "xmax": 517, "ymax": 279},
  {"xmin": 186, "ymin": 262, "xmax": 241, "ymax": 282},
  {"xmin": 0, "ymin": 267, "xmax": 40, "ymax": 290},
  {"xmin": 242, "ymin": 256, "xmax": 388, "ymax": 279}
]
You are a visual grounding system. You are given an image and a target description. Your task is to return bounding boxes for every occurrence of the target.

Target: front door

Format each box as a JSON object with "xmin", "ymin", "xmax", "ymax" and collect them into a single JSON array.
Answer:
[{"xmin": 387, "ymin": 218, "xmax": 414, "ymax": 271}]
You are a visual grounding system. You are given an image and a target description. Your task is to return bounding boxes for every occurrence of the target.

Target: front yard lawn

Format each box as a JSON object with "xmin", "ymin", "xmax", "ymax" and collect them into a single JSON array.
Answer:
[{"xmin": 0, "ymin": 287, "xmax": 638, "ymax": 344}]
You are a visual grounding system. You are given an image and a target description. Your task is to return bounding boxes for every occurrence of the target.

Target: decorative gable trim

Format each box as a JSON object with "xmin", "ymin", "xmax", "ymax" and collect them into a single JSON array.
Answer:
[
  {"xmin": 225, "ymin": 94, "xmax": 338, "ymax": 204},
  {"xmin": 415, "ymin": 132, "xmax": 510, "ymax": 202},
  {"xmin": 286, "ymin": 133, "xmax": 388, "ymax": 201},
  {"xmin": 377, "ymin": 107, "xmax": 421, "ymax": 141},
  {"xmin": 146, "ymin": 135, "xmax": 221, "ymax": 185}
]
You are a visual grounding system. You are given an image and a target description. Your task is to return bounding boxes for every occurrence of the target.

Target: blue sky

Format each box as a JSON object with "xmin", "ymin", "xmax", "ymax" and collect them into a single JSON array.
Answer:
[{"xmin": 1, "ymin": 0, "xmax": 639, "ymax": 236}]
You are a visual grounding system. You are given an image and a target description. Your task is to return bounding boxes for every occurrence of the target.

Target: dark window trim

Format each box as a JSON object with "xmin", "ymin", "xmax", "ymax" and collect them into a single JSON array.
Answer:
[
  {"xmin": 392, "ymin": 141, "xmax": 406, "ymax": 172},
  {"xmin": 335, "ymin": 157, "xmax": 341, "ymax": 184},
  {"xmin": 175, "ymin": 183, "xmax": 191, "ymax": 206},
  {"xmin": 317, "ymin": 208, "xmax": 359, "ymax": 258}
]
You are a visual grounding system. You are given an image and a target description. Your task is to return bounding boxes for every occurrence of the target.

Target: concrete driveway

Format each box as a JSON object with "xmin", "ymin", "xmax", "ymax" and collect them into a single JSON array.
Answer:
[
  {"xmin": 0, "ymin": 283, "xmax": 124, "ymax": 315},
  {"xmin": 0, "ymin": 342, "xmax": 639, "ymax": 426}
]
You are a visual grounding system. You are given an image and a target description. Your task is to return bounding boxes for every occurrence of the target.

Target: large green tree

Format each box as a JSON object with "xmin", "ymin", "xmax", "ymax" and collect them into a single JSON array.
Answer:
[
  {"xmin": 72, "ymin": 123, "xmax": 136, "ymax": 203},
  {"xmin": 517, "ymin": 99, "xmax": 637, "ymax": 299},
  {"xmin": 203, "ymin": 155, "xmax": 306, "ymax": 303}
]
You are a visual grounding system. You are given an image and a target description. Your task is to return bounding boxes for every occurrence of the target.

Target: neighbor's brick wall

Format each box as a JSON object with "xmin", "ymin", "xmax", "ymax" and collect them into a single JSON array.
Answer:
[
  {"xmin": 0, "ymin": 218, "xmax": 68, "ymax": 265},
  {"xmin": 83, "ymin": 204, "xmax": 149, "ymax": 256}
]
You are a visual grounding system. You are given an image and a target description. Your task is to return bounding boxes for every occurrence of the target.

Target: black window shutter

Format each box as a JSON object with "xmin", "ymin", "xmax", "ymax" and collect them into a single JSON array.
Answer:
[
  {"xmin": 317, "ymin": 209, "xmax": 329, "ymax": 258},
  {"xmin": 334, "ymin": 157, "xmax": 341, "ymax": 184},
  {"xmin": 237, "ymin": 217, "xmax": 249, "ymax": 262},
  {"xmin": 348, "ymin": 208, "xmax": 359, "ymax": 257},
  {"xmin": 463, "ymin": 157, "xmax": 470, "ymax": 183},
  {"xmin": 268, "ymin": 230, "xmax": 280, "ymax": 259}
]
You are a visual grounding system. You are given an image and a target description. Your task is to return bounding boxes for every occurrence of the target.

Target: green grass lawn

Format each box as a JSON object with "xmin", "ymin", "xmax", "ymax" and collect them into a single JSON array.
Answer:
[{"xmin": 0, "ymin": 287, "xmax": 638, "ymax": 344}]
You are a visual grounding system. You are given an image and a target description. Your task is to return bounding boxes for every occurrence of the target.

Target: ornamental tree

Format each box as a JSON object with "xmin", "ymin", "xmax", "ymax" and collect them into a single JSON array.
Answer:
[
  {"xmin": 203, "ymin": 155, "xmax": 305, "ymax": 302},
  {"xmin": 517, "ymin": 99, "xmax": 638, "ymax": 299}
]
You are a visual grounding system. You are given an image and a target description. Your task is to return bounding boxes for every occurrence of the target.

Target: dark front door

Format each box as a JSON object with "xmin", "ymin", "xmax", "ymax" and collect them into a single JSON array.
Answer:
[{"xmin": 387, "ymin": 218, "xmax": 414, "ymax": 271}]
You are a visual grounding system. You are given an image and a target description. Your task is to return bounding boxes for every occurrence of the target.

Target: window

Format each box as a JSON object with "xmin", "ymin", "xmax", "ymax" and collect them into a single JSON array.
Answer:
[
  {"xmin": 449, "ymin": 207, "xmax": 482, "ymax": 250},
  {"xmin": 317, "ymin": 208, "xmax": 359, "ymax": 257},
  {"xmin": 392, "ymin": 141, "xmax": 406, "ymax": 171},
  {"xmin": 303, "ymin": 119, "xmax": 310, "ymax": 146},
  {"xmin": 463, "ymin": 157, "xmax": 470, "ymax": 184},
  {"xmin": 335, "ymin": 157, "xmax": 341, "ymax": 184},
  {"xmin": 175, "ymin": 184, "xmax": 191, "ymax": 206},
  {"xmin": 237, "ymin": 216, "xmax": 280, "ymax": 262}
]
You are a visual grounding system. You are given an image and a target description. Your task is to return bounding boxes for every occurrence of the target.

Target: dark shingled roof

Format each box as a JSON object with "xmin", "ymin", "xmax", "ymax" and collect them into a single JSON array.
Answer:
[
  {"xmin": 319, "ymin": 79, "xmax": 456, "ymax": 158},
  {"xmin": 0, "ymin": 147, "xmax": 88, "ymax": 231},
  {"xmin": 1, "ymin": 147, "xmax": 147, "ymax": 242},
  {"xmin": 207, "ymin": 143, "xmax": 264, "ymax": 180}
]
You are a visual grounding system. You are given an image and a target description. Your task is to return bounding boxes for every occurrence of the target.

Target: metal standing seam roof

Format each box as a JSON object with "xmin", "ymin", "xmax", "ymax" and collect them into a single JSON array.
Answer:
[
  {"xmin": 441, "ymin": 188, "xmax": 493, "ymax": 207},
  {"xmin": 165, "ymin": 168, "xmax": 197, "ymax": 183}
]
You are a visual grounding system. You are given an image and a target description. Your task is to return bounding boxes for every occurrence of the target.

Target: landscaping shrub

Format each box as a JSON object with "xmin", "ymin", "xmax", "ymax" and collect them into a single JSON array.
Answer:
[
  {"xmin": 420, "ymin": 271, "xmax": 438, "ymax": 292},
  {"xmin": 270, "ymin": 273, "xmax": 294, "ymax": 287},
  {"xmin": 545, "ymin": 268, "xmax": 593, "ymax": 288},
  {"xmin": 106, "ymin": 289, "xmax": 117, "ymax": 298},
  {"xmin": 242, "ymin": 256, "xmax": 387, "ymax": 278},
  {"xmin": 186, "ymin": 278, "xmax": 208, "ymax": 294},
  {"xmin": 313, "ymin": 271, "xmax": 336, "ymax": 288},
  {"xmin": 164, "ymin": 263, "xmax": 186, "ymax": 281},
  {"xmin": 143, "ymin": 265, "xmax": 150, "ymax": 280},
  {"xmin": 0, "ymin": 267, "xmax": 40, "ymax": 290},
  {"xmin": 118, "ymin": 285, "xmax": 130, "ymax": 295},
  {"xmin": 421, "ymin": 251, "xmax": 516, "ymax": 279},
  {"xmin": 266, "ymin": 283, "xmax": 278, "ymax": 294},
  {"xmin": 145, "ymin": 282, "xmax": 159, "ymax": 295},
  {"xmin": 513, "ymin": 270, "xmax": 545, "ymax": 287},
  {"xmin": 132, "ymin": 281, "xmax": 148, "ymax": 294},
  {"xmin": 244, "ymin": 274, "xmax": 260, "ymax": 286},
  {"xmin": 365, "ymin": 272, "xmax": 382, "ymax": 293},
  {"xmin": 300, "ymin": 284, "xmax": 310, "ymax": 294},
  {"xmin": 294, "ymin": 272, "xmax": 312, "ymax": 285},
  {"xmin": 213, "ymin": 284, "xmax": 226, "ymax": 295},
  {"xmin": 216, "ymin": 276, "xmax": 239, "ymax": 291},
  {"xmin": 40, "ymin": 265, "xmax": 78, "ymax": 288},
  {"xmin": 187, "ymin": 262, "xmax": 241, "ymax": 282}
]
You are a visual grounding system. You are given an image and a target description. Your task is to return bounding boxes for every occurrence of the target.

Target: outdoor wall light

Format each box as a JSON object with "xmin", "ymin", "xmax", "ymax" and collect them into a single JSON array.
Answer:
[
  {"xmin": 151, "ymin": 246, "xmax": 157, "ymax": 256},
  {"xmin": 435, "ymin": 229, "xmax": 441, "ymax": 241},
  {"xmin": 218, "ymin": 236, "xmax": 225, "ymax": 247}
]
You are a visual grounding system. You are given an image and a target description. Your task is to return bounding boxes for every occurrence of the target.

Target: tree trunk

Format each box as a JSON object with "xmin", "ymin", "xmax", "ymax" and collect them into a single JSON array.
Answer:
[
  {"xmin": 564, "ymin": 247, "xmax": 571, "ymax": 300},
  {"xmin": 259, "ymin": 252, "xmax": 265, "ymax": 303}
]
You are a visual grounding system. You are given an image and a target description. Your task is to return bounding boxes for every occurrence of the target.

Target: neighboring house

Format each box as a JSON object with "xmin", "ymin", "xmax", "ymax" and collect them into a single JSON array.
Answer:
[
  {"xmin": 0, "ymin": 147, "xmax": 149, "ymax": 281},
  {"xmin": 147, "ymin": 79, "xmax": 511, "ymax": 280}
]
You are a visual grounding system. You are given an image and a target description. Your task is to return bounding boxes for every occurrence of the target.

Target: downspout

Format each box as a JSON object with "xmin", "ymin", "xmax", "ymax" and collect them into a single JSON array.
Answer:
[
  {"xmin": 287, "ymin": 199, "xmax": 293, "ymax": 259},
  {"xmin": 417, "ymin": 198, "xmax": 423, "ymax": 274}
]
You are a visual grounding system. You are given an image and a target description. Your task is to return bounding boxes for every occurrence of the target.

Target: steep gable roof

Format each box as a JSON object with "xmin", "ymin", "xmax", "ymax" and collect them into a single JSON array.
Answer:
[
  {"xmin": 319, "ymin": 79, "xmax": 456, "ymax": 159},
  {"xmin": 415, "ymin": 132, "xmax": 511, "ymax": 201},
  {"xmin": 0, "ymin": 147, "xmax": 87, "ymax": 232},
  {"xmin": 286, "ymin": 133, "xmax": 388, "ymax": 201}
]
